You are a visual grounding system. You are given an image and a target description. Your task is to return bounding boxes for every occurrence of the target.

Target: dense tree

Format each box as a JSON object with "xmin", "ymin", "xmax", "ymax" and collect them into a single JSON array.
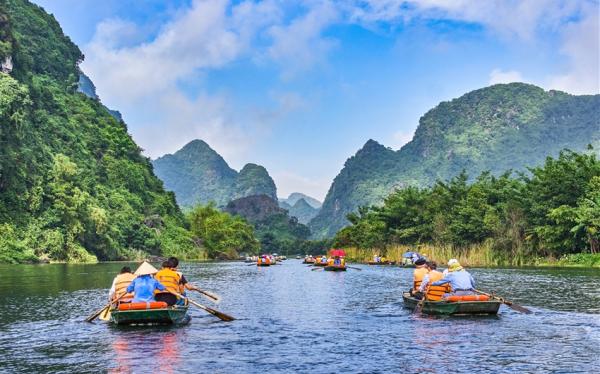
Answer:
[{"xmin": 334, "ymin": 150, "xmax": 600, "ymax": 259}]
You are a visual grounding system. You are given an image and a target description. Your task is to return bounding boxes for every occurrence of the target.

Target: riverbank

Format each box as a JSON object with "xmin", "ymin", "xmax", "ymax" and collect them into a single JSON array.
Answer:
[{"xmin": 342, "ymin": 245, "xmax": 600, "ymax": 268}]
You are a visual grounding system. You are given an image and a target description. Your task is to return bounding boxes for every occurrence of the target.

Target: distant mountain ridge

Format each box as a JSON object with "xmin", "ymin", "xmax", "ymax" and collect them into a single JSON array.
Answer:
[
  {"xmin": 309, "ymin": 83, "xmax": 600, "ymax": 238},
  {"xmin": 279, "ymin": 192, "xmax": 322, "ymax": 209},
  {"xmin": 152, "ymin": 140, "xmax": 277, "ymax": 207}
]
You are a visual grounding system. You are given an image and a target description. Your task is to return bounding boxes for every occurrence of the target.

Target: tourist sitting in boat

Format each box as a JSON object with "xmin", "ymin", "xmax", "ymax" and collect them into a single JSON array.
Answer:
[
  {"xmin": 443, "ymin": 258, "xmax": 458, "ymax": 276},
  {"xmin": 125, "ymin": 262, "xmax": 166, "ymax": 302},
  {"xmin": 168, "ymin": 256, "xmax": 201, "ymax": 296},
  {"xmin": 332, "ymin": 256, "xmax": 344, "ymax": 266},
  {"xmin": 320, "ymin": 256, "xmax": 328, "ymax": 264},
  {"xmin": 155, "ymin": 260, "xmax": 184, "ymax": 306},
  {"xmin": 373, "ymin": 255, "xmax": 381, "ymax": 263},
  {"xmin": 431, "ymin": 260, "xmax": 476, "ymax": 298},
  {"xmin": 418, "ymin": 262, "xmax": 449, "ymax": 301},
  {"xmin": 411, "ymin": 258, "xmax": 429, "ymax": 298},
  {"xmin": 108, "ymin": 266, "xmax": 136, "ymax": 302}
]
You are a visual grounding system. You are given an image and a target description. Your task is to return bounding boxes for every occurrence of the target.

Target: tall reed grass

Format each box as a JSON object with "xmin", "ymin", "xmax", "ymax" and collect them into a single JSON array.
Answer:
[{"xmin": 343, "ymin": 240, "xmax": 541, "ymax": 267}]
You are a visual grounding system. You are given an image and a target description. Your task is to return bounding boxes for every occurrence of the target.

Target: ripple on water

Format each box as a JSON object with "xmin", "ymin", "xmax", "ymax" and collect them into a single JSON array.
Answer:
[{"xmin": 0, "ymin": 262, "xmax": 599, "ymax": 373}]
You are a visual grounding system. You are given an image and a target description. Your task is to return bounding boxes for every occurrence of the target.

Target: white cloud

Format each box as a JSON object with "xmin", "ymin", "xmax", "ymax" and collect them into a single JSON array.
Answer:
[
  {"xmin": 266, "ymin": 1, "xmax": 339, "ymax": 79},
  {"xmin": 84, "ymin": 0, "xmax": 241, "ymax": 104},
  {"xmin": 347, "ymin": 0, "xmax": 580, "ymax": 40},
  {"xmin": 489, "ymin": 69, "xmax": 524, "ymax": 85},
  {"xmin": 548, "ymin": 9, "xmax": 600, "ymax": 94}
]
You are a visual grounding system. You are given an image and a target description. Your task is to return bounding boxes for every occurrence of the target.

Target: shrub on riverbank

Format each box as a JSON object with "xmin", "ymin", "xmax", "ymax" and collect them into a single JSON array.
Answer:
[{"xmin": 335, "ymin": 150, "xmax": 600, "ymax": 265}]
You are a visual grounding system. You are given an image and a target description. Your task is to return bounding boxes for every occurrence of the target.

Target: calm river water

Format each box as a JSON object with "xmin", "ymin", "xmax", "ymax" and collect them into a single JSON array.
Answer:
[{"xmin": 0, "ymin": 260, "xmax": 598, "ymax": 373}]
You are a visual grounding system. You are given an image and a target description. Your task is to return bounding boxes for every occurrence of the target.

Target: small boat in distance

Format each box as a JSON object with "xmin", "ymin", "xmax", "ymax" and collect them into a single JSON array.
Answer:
[
  {"xmin": 402, "ymin": 292, "xmax": 501, "ymax": 316},
  {"xmin": 367, "ymin": 260, "xmax": 396, "ymax": 265}
]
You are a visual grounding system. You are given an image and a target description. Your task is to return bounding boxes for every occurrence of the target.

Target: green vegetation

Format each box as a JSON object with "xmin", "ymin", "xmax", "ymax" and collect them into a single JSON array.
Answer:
[
  {"xmin": 152, "ymin": 139, "xmax": 277, "ymax": 207},
  {"xmin": 334, "ymin": 150, "xmax": 600, "ymax": 266},
  {"xmin": 187, "ymin": 204, "xmax": 259, "ymax": 259},
  {"xmin": 0, "ymin": 0, "xmax": 256, "ymax": 263},
  {"xmin": 311, "ymin": 84, "xmax": 600, "ymax": 238},
  {"xmin": 224, "ymin": 194, "xmax": 311, "ymax": 254}
]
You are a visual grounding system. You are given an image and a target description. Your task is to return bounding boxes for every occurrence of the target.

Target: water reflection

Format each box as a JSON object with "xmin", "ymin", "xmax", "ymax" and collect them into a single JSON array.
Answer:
[{"xmin": 0, "ymin": 261, "xmax": 598, "ymax": 373}]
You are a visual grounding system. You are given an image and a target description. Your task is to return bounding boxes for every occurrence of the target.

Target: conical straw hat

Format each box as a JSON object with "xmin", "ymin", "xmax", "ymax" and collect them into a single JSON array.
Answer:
[{"xmin": 134, "ymin": 261, "xmax": 158, "ymax": 276}]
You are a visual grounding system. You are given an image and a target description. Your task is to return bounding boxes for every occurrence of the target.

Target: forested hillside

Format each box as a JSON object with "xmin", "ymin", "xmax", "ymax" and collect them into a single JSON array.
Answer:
[
  {"xmin": 152, "ymin": 139, "xmax": 277, "ymax": 207},
  {"xmin": 0, "ymin": 0, "xmax": 201, "ymax": 262},
  {"xmin": 310, "ymin": 83, "xmax": 600, "ymax": 238},
  {"xmin": 335, "ymin": 150, "xmax": 600, "ymax": 264},
  {"xmin": 225, "ymin": 195, "xmax": 311, "ymax": 254}
]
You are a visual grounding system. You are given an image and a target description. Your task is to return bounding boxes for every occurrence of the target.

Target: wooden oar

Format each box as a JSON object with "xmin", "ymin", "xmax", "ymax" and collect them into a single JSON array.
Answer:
[
  {"xmin": 192, "ymin": 288, "xmax": 221, "ymax": 304},
  {"xmin": 85, "ymin": 292, "xmax": 126, "ymax": 323},
  {"xmin": 311, "ymin": 267, "xmax": 323, "ymax": 271},
  {"xmin": 172, "ymin": 292, "xmax": 235, "ymax": 322},
  {"xmin": 414, "ymin": 287, "xmax": 429, "ymax": 314},
  {"xmin": 475, "ymin": 289, "xmax": 532, "ymax": 314},
  {"xmin": 346, "ymin": 266, "xmax": 362, "ymax": 271}
]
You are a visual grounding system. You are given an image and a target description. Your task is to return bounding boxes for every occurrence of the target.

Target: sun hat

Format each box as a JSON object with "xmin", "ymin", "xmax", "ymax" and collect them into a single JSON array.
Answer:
[
  {"xmin": 134, "ymin": 261, "xmax": 159, "ymax": 276},
  {"xmin": 448, "ymin": 261, "xmax": 464, "ymax": 272}
]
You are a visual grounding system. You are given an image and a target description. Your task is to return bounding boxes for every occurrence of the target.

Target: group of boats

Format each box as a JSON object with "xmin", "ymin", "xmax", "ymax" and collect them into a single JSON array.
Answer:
[{"xmin": 86, "ymin": 252, "xmax": 527, "ymax": 326}]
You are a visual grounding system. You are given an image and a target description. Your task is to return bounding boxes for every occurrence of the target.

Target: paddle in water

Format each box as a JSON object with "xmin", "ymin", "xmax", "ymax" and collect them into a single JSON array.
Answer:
[
  {"xmin": 85, "ymin": 292, "xmax": 126, "ymax": 323},
  {"xmin": 193, "ymin": 288, "xmax": 221, "ymax": 304},
  {"xmin": 475, "ymin": 289, "xmax": 532, "ymax": 314},
  {"xmin": 311, "ymin": 267, "xmax": 323, "ymax": 271},
  {"xmin": 414, "ymin": 286, "xmax": 429, "ymax": 314},
  {"xmin": 346, "ymin": 266, "xmax": 362, "ymax": 271},
  {"xmin": 172, "ymin": 291, "xmax": 235, "ymax": 322}
]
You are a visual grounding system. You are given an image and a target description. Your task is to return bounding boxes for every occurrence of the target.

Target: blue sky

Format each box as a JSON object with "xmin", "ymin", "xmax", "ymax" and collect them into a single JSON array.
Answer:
[{"xmin": 34, "ymin": 0, "xmax": 599, "ymax": 200}]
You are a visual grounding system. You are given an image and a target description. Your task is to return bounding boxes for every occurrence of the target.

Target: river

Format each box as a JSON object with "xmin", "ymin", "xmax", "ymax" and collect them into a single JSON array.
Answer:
[{"xmin": 0, "ymin": 261, "xmax": 598, "ymax": 373}]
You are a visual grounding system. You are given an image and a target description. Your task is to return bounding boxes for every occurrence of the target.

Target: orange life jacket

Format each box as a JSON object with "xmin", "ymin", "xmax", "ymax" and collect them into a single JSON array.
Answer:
[
  {"xmin": 154, "ymin": 268, "xmax": 181, "ymax": 296},
  {"xmin": 424, "ymin": 270, "xmax": 449, "ymax": 301},
  {"xmin": 413, "ymin": 267, "xmax": 429, "ymax": 291},
  {"xmin": 113, "ymin": 272, "xmax": 136, "ymax": 300}
]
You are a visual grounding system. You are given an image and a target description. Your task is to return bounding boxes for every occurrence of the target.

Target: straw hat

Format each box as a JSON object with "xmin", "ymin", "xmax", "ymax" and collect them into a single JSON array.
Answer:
[
  {"xmin": 448, "ymin": 261, "xmax": 464, "ymax": 272},
  {"xmin": 134, "ymin": 261, "xmax": 158, "ymax": 276}
]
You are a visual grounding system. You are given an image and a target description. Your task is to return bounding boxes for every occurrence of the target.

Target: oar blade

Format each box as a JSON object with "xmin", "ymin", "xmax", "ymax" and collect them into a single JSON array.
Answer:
[
  {"xmin": 85, "ymin": 305, "xmax": 107, "ymax": 323},
  {"xmin": 506, "ymin": 302, "xmax": 532, "ymax": 314},
  {"xmin": 206, "ymin": 307, "xmax": 235, "ymax": 322}
]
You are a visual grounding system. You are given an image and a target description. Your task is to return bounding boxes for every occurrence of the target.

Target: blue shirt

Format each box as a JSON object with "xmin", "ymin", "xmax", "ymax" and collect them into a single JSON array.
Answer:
[
  {"xmin": 432, "ymin": 270, "xmax": 475, "ymax": 291},
  {"xmin": 126, "ymin": 275, "xmax": 166, "ymax": 302}
]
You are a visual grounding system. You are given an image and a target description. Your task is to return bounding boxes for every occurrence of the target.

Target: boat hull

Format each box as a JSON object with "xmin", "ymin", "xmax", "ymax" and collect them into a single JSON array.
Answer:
[
  {"xmin": 402, "ymin": 292, "xmax": 500, "ymax": 316},
  {"xmin": 110, "ymin": 306, "xmax": 190, "ymax": 325},
  {"xmin": 324, "ymin": 266, "xmax": 347, "ymax": 271},
  {"xmin": 257, "ymin": 263, "xmax": 271, "ymax": 267},
  {"xmin": 314, "ymin": 262, "xmax": 328, "ymax": 267}
]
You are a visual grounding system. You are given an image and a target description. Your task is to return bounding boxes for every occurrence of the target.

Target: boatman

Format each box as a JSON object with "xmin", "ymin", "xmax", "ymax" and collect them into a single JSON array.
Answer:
[
  {"xmin": 108, "ymin": 266, "xmax": 136, "ymax": 302},
  {"xmin": 419, "ymin": 261, "xmax": 448, "ymax": 301},
  {"xmin": 126, "ymin": 262, "xmax": 166, "ymax": 302},
  {"xmin": 431, "ymin": 260, "xmax": 476, "ymax": 298},
  {"xmin": 411, "ymin": 258, "xmax": 429, "ymax": 298},
  {"xmin": 154, "ymin": 260, "xmax": 182, "ymax": 306},
  {"xmin": 168, "ymin": 256, "xmax": 202, "ymax": 295}
]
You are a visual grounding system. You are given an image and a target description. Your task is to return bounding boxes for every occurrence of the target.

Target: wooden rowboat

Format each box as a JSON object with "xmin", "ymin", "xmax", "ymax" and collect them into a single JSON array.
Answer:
[
  {"xmin": 324, "ymin": 265, "xmax": 347, "ymax": 271},
  {"xmin": 257, "ymin": 262, "xmax": 271, "ymax": 267},
  {"xmin": 302, "ymin": 259, "xmax": 315, "ymax": 264},
  {"xmin": 110, "ymin": 305, "xmax": 190, "ymax": 325},
  {"xmin": 402, "ymin": 292, "xmax": 500, "ymax": 316},
  {"xmin": 367, "ymin": 261, "xmax": 396, "ymax": 265}
]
